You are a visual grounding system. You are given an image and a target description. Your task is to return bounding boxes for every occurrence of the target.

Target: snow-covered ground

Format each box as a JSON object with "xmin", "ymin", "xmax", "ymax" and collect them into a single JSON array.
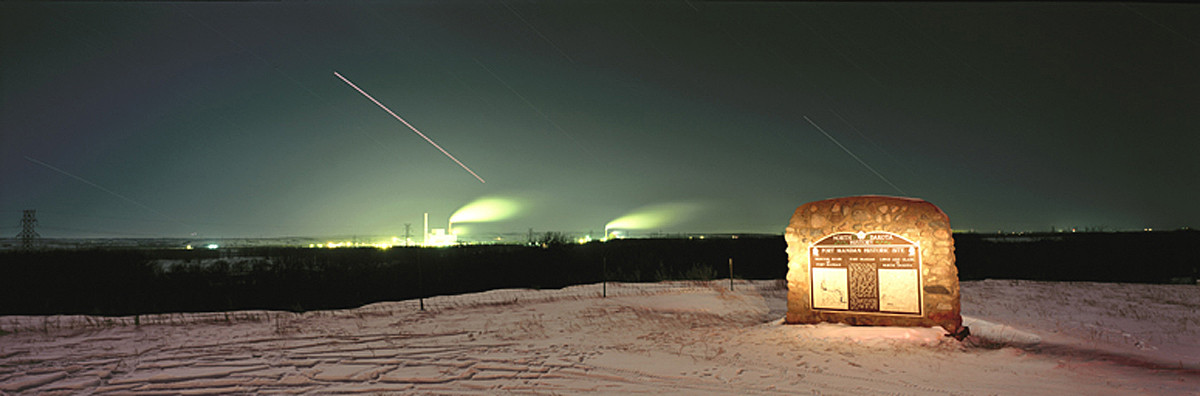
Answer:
[{"xmin": 1, "ymin": 279, "xmax": 1196, "ymax": 395}]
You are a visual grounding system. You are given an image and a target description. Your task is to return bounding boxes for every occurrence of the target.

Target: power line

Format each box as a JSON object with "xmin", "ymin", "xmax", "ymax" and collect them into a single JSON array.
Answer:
[{"xmin": 17, "ymin": 210, "xmax": 39, "ymax": 250}]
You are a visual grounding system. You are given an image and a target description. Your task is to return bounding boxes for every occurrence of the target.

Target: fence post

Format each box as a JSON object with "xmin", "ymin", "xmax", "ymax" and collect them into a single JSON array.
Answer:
[
  {"xmin": 418, "ymin": 249, "xmax": 425, "ymax": 311},
  {"xmin": 729, "ymin": 258, "xmax": 734, "ymax": 291}
]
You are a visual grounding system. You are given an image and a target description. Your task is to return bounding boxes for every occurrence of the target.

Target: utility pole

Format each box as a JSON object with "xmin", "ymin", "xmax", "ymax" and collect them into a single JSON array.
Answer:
[
  {"xmin": 404, "ymin": 223, "xmax": 412, "ymax": 246},
  {"xmin": 17, "ymin": 210, "xmax": 39, "ymax": 250}
]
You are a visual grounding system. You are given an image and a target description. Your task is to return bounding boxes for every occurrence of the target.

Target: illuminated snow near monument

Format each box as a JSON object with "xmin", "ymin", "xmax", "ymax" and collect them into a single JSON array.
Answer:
[{"xmin": 1, "ymin": 280, "xmax": 1195, "ymax": 394}]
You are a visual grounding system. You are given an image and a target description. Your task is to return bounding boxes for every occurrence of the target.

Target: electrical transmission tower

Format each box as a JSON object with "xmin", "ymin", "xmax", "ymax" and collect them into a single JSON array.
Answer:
[{"xmin": 17, "ymin": 209, "xmax": 39, "ymax": 250}]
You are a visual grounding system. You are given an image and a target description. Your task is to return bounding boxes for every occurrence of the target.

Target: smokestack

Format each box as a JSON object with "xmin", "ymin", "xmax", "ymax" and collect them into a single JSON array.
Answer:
[{"xmin": 423, "ymin": 212, "xmax": 429, "ymax": 245}]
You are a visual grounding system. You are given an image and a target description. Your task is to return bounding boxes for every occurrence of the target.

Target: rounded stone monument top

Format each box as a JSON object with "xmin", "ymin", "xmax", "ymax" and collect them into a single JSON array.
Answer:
[{"xmin": 784, "ymin": 195, "xmax": 965, "ymax": 338}]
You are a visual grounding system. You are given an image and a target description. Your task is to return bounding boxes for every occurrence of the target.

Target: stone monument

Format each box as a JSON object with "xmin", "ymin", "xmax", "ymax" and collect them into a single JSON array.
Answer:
[{"xmin": 784, "ymin": 195, "xmax": 967, "ymax": 339}]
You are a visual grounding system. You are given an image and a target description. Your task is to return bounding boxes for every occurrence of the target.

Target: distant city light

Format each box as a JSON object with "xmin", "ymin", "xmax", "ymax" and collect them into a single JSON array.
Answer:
[
  {"xmin": 206, "ymin": 244, "xmax": 219, "ymax": 250},
  {"xmin": 304, "ymin": 237, "xmax": 402, "ymax": 250},
  {"xmin": 424, "ymin": 228, "xmax": 458, "ymax": 247}
]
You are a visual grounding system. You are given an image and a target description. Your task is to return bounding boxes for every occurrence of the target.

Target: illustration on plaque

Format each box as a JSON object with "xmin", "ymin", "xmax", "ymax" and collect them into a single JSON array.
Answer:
[
  {"xmin": 812, "ymin": 267, "xmax": 848, "ymax": 310},
  {"xmin": 878, "ymin": 268, "xmax": 920, "ymax": 313},
  {"xmin": 809, "ymin": 231, "xmax": 922, "ymax": 316}
]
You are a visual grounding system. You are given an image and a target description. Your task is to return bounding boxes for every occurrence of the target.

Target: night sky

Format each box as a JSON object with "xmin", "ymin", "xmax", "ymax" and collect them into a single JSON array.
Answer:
[{"xmin": 2, "ymin": 2, "xmax": 1198, "ymax": 239}]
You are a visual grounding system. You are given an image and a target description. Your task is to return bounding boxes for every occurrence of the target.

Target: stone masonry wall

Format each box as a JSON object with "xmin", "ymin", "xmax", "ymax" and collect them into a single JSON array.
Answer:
[{"xmin": 784, "ymin": 195, "xmax": 963, "ymax": 335}]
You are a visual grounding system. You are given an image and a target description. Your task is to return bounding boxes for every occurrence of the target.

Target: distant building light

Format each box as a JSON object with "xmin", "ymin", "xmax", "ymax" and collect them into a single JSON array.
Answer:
[
  {"xmin": 424, "ymin": 228, "xmax": 458, "ymax": 247},
  {"xmin": 206, "ymin": 244, "xmax": 219, "ymax": 250}
]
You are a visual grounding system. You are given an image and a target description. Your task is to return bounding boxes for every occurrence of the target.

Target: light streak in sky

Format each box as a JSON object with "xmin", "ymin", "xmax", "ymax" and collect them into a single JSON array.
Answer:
[
  {"xmin": 179, "ymin": 7, "xmax": 325, "ymax": 101},
  {"xmin": 782, "ymin": 6, "xmax": 885, "ymax": 89},
  {"xmin": 499, "ymin": 0, "xmax": 574, "ymax": 63},
  {"xmin": 803, "ymin": 116, "xmax": 908, "ymax": 196},
  {"xmin": 334, "ymin": 71, "xmax": 486, "ymax": 184},
  {"xmin": 827, "ymin": 109, "xmax": 917, "ymax": 178},
  {"xmin": 682, "ymin": 0, "xmax": 700, "ymax": 13},
  {"xmin": 24, "ymin": 156, "xmax": 188, "ymax": 226},
  {"xmin": 471, "ymin": 58, "xmax": 600, "ymax": 164},
  {"xmin": 1120, "ymin": 4, "xmax": 1200, "ymax": 49},
  {"xmin": 183, "ymin": 8, "xmax": 418, "ymax": 162}
]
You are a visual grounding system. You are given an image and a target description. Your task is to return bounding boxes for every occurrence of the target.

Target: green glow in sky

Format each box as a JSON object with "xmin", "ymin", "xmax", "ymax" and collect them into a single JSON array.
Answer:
[
  {"xmin": 449, "ymin": 196, "xmax": 525, "ymax": 225},
  {"xmin": 3, "ymin": 2, "xmax": 1195, "ymax": 237},
  {"xmin": 605, "ymin": 202, "xmax": 704, "ymax": 232}
]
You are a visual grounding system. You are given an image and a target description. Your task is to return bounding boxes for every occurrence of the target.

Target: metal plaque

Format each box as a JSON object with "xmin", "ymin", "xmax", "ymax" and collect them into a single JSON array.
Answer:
[{"xmin": 809, "ymin": 231, "xmax": 922, "ymax": 315}]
